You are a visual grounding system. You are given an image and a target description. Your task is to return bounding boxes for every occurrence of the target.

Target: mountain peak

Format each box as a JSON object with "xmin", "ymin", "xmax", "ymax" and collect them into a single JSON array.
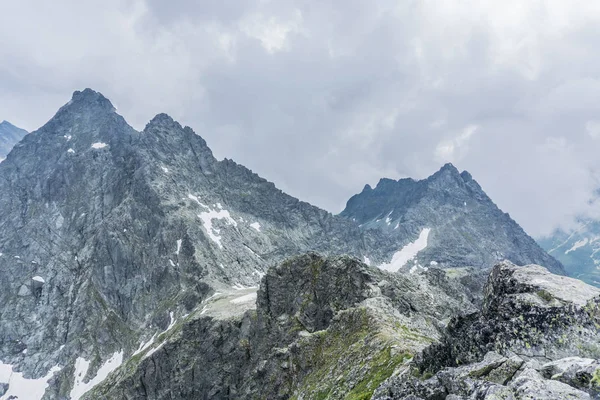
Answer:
[
  {"xmin": 62, "ymin": 88, "xmax": 116, "ymax": 114},
  {"xmin": 145, "ymin": 113, "xmax": 182, "ymax": 131}
]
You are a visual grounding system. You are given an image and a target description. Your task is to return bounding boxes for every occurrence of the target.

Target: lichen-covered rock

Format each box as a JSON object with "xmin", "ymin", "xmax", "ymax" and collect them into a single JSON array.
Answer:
[
  {"xmin": 510, "ymin": 368, "xmax": 591, "ymax": 399},
  {"xmin": 541, "ymin": 357, "xmax": 600, "ymax": 396},
  {"xmin": 417, "ymin": 261, "xmax": 600, "ymax": 374}
]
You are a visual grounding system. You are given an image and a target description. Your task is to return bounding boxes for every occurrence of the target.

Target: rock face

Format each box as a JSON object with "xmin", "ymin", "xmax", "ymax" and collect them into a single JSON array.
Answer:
[
  {"xmin": 84, "ymin": 253, "xmax": 478, "ymax": 399},
  {"xmin": 375, "ymin": 261, "xmax": 600, "ymax": 399},
  {"xmin": 85, "ymin": 257, "xmax": 600, "ymax": 400},
  {"xmin": 538, "ymin": 220, "xmax": 600, "ymax": 287},
  {"xmin": 0, "ymin": 89, "xmax": 569, "ymax": 399},
  {"xmin": 0, "ymin": 120, "xmax": 27, "ymax": 161},
  {"xmin": 341, "ymin": 166, "xmax": 565, "ymax": 275}
]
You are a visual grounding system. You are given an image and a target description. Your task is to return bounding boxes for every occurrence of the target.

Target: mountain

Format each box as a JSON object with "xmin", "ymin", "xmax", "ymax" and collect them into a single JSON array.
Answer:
[
  {"xmin": 0, "ymin": 120, "xmax": 27, "ymax": 161},
  {"xmin": 340, "ymin": 164, "xmax": 565, "ymax": 275},
  {"xmin": 0, "ymin": 89, "xmax": 569, "ymax": 399},
  {"xmin": 538, "ymin": 220, "xmax": 600, "ymax": 287}
]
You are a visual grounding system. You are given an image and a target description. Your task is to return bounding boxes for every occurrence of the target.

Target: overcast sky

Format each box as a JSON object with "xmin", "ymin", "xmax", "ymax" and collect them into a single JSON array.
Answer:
[{"xmin": 2, "ymin": 0, "xmax": 600, "ymax": 237}]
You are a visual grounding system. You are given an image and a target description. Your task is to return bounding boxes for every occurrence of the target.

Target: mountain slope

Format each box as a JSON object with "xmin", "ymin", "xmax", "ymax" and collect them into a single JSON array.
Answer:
[
  {"xmin": 538, "ymin": 220, "xmax": 600, "ymax": 287},
  {"xmin": 340, "ymin": 164, "xmax": 565, "ymax": 275},
  {"xmin": 0, "ymin": 120, "xmax": 27, "ymax": 161}
]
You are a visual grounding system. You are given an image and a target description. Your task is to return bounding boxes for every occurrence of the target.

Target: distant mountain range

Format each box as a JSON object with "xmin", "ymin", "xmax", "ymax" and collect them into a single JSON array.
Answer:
[
  {"xmin": 0, "ymin": 120, "xmax": 27, "ymax": 161},
  {"xmin": 0, "ymin": 89, "xmax": 570, "ymax": 399},
  {"xmin": 538, "ymin": 219, "xmax": 600, "ymax": 287}
]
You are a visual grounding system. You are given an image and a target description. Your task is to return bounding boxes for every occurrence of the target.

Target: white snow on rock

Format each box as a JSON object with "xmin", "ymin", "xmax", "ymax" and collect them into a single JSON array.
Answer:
[
  {"xmin": 230, "ymin": 292, "xmax": 257, "ymax": 304},
  {"xmin": 378, "ymin": 228, "xmax": 431, "ymax": 273},
  {"xmin": 197, "ymin": 206, "xmax": 237, "ymax": 248},
  {"xmin": 394, "ymin": 222, "xmax": 400, "ymax": 230},
  {"xmin": 32, "ymin": 276, "xmax": 45, "ymax": 283},
  {"xmin": 91, "ymin": 142, "xmax": 108, "ymax": 149},
  {"xmin": 232, "ymin": 283, "xmax": 257, "ymax": 291},
  {"xmin": 169, "ymin": 259, "xmax": 176, "ymax": 267},
  {"xmin": 161, "ymin": 166, "xmax": 169, "ymax": 173},
  {"xmin": 142, "ymin": 312, "xmax": 177, "ymax": 360},
  {"xmin": 565, "ymin": 238, "xmax": 589, "ymax": 254},
  {"xmin": 176, "ymin": 239, "xmax": 182, "ymax": 255},
  {"xmin": 363, "ymin": 256, "xmax": 371, "ymax": 266},
  {"xmin": 70, "ymin": 351, "xmax": 123, "ymax": 400},
  {"xmin": 67, "ymin": 148, "xmax": 75, "ymax": 154},
  {"xmin": 187, "ymin": 193, "xmax": 208, "ymax": 208},
  {"xmin": 250, "ymin": 222, "xmax": 261, "ymax": 232},
  {"xmin": 0, "ymin": 361, "xmax": 61, "ymax": 400},
  {"xmin": 64, "ymin": 135, "xmax": 72, "ymax": 140}
]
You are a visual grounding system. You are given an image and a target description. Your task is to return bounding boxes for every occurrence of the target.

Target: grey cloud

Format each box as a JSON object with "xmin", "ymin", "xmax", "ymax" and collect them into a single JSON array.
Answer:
[{"xmin": 2, "ymin": 0, "xmax": 600, "ymax": 237}]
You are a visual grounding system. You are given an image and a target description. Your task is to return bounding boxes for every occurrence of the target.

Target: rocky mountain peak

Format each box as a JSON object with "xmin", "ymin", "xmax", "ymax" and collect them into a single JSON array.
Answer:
[
  {"xmin": 68, "ymin": 88, "xmax": 116, "ymax": 112},
  {"xmin": 145, "ymin": 113, "xmax": 181, "ymax": 130},
  {"xmin": 340, "ymin": 164, "xmax": 565, "ymax": 274}
]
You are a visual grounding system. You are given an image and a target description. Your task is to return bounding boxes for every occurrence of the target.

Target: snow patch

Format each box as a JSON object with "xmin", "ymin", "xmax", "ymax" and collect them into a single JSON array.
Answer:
[
  {"xmin": 187, "ymin": 194, "xmax": 208, "ymax": 208},
  {"xmin": 161, "ymin": 166, "xmax": 169, "ymax": 173},
  {"xmin": 197, "ymin": 206, "xmax": 237, "ymax": 248},
  {"xmin": 64, "ymin": 135, "xmax": 72, "ymax": 141},
  {"xmin": 91, "ymin": 142, "xmax": 108, "ymax": 149},
  {"xmin": 168, "ymin": 259, "xmax": 176, "ymax": 267},
  {"xmin": 70, "ymin": 351, "xmax": 123, "ymax": 400},
  {"xmin": 378, "ymin": 228, "xmax": 431, "ymax": 273},
  {"xmin": 250, "ymin": 222, "xmax": 261, "ymax": 232},
  {"xmin": 566, "ymin": 238, "xmax": 589, "ymax": 254},
  {"xmin": 394, "ymin": 222, "xmax": 399, "ymax": 230},
  {"xmin": 67, "ymin": 148, "xmax": 75, "ymax": 154},
  {"xmin": 32, "ymin": 276, "xmax": 45, "ymax": 283},
  {"xmin": 0, "ymin": 362, "xmax": 60, "ymax": 400},
  {"xmin": 363, "ymin": 256, "xmax": 371, "ymax": 266},
  {"xmin": 230, "ymin": 292, "xmax": 257, "ymax": 304},
  {"xmin": 232, "ymin": 283, "xmax": 257, "ymax": 290},
  {"xmin": 176, "ymin": 239, "xmax": 182, "ymax": 255}
]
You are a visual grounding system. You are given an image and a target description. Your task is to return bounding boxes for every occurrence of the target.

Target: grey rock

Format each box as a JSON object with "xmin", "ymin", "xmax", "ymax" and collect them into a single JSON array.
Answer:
[
  {"xmin": 510, "ymin": 368, "xmax": 591, "ymax": 399},
  {"xmin": 541, "ymin": 357, "xmax": 600, "ymax": 395},
  {"xmin": 84, "ymin": 254, "xmax": 476, "ymax": 399}
]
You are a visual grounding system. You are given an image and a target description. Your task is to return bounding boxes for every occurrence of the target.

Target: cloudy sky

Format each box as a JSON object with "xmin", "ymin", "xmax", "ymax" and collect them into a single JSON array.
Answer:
[{"xmin": 2, "ymin": 0, "xmax": 600, "ymax": 237}]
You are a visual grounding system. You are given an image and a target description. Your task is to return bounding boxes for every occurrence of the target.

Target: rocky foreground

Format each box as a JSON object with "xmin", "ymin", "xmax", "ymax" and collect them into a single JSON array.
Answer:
[{"xmin": 83, "ymin": 255, "xmax": 599, "ymax": 399}]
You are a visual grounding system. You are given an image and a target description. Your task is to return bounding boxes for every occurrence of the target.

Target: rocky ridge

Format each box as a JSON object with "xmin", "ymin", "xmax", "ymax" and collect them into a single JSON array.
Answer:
[
  {"xmin": 341, "ymin": 167, "xmax": 564, "ymax": 275},
  {"xmin": 86, "ymin": 257, "xmax": 600, "ymax": 399}
]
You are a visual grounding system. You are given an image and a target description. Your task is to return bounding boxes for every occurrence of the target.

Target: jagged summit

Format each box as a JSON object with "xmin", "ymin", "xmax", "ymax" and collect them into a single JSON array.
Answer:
[
  {"xmin": 340, "ymin": 164, "xmax": 565, "ymax": 274},
  {"xmin": 146, "ymin": 112, "xmax": 179, "ymax": 128},
  {"xmin": 69, "ymin": 88, "xmax": 116, "ymax": 111}
]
